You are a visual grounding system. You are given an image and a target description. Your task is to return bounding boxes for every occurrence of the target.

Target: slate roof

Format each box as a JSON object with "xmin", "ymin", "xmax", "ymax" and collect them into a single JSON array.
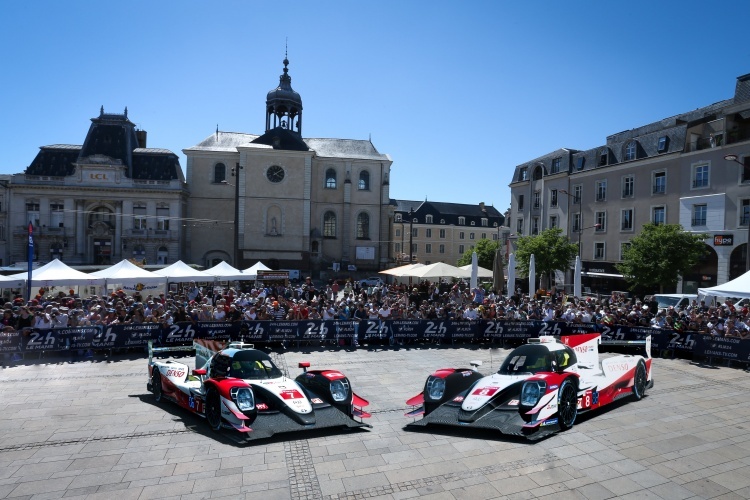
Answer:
[
  {"xmin": 392, "ymin": 199, "xmax": 505, "ymax": 226},
  {"xmin": 305, "ymin": 138, "xmax": 389, "ymax": 161},
  {"xmin": 23, "ymin": 109, "xmax": 182, "ymax": 182},
  {"xmin": 185, "ymin": 132, "xmax": 259, "ymax": 152},
  {"xmin": 187, "ymin": 131, "xmax": 390, "ymax": 161},
  {"xmin": 25, "ymin": 145, "xmax": 81, "ymax": 177}
]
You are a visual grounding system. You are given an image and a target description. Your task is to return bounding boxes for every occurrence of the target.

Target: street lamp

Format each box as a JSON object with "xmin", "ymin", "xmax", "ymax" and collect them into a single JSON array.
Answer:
[
  {"xmin": 221, "ymin": 163, "xmax": 243, "ymax": 266},
  {"xmin": 232, "ymin": 163, "xmax": 243, "ymax": 267},
  {"xmin": 724, "ymin": 154, "xmax": 750, "ymax": 273},
  {"xmin": 408, "ymin": 207, "xmax": 414, "ymax": 263}
]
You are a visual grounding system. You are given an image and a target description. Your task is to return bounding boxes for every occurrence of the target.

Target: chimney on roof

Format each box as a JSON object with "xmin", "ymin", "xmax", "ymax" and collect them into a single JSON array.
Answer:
[
  {"xmin": 136, "ymin": 130, "xmax": 147, "ymax": 148},
  {"xmin": 735, "ymin": 73, "xmax": 750, "ymax": 104},
  {"xmin": 479, "ymin": 202, "xmax": 486, "ymax": 212}
]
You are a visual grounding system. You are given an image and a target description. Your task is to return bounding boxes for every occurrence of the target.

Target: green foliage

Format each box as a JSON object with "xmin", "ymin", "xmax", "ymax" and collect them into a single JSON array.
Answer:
[
  {"xmin": 616, "ymin": 223, "xmax": 707, "ymax": 293},
  {"xmin": 456, "ymin": 238, "xmax": 500, "ymax": 270},
  {"xmin": 514, "ymin": 228, "xmax": 578, "ymax": 281}
]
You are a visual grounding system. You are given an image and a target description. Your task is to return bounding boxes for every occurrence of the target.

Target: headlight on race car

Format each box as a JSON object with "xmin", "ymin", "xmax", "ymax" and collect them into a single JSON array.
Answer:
[
  {"xmin": 330, "ymin": 379, "xmax": 350, "ymax": 402},
  {"xmin": 520, "ymin": 380, "xmax": 547, "ymax": 407},
  {"xmin": 426, "ymin": 376, "xmax": 446, "ymax": 400},
  {"xmin": 231, "ymin": 387, "xmax": 255, "ymax": 412}
]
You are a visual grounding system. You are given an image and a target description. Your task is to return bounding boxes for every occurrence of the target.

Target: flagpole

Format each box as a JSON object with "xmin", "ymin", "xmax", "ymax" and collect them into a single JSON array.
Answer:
[{"xmin": 27, "ymin": 222, "xmax": 33, "ymax": 302}]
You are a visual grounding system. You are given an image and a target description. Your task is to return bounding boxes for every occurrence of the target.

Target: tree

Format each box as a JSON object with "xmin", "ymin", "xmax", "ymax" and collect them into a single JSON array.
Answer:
[
  {"xmin": 514, "ymin": 228, "xmax": 578, "ymax": 289},
  {"xmin": 457, "ymin": 238, "xmax": 500, "ymax": 270},
  {"xmin": 616, "ymin": 223, "xmax": 707, "ymax": 293}
]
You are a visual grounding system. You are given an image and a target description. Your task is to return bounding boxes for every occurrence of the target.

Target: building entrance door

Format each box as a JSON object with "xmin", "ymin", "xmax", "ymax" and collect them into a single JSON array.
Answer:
[{"xmin": 93, "ymin": 239, "xmax": 112, "ymax": 265}]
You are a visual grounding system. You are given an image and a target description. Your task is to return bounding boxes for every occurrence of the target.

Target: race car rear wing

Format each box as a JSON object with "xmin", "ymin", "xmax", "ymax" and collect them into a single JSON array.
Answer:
[{"xmin": 147, "ymin": 340, "xmax": 194, "ymax": 365}]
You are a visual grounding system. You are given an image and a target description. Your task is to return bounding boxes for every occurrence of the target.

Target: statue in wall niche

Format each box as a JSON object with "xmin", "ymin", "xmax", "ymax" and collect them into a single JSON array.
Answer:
[{"xmin": 270, "ymin": 217, "xmax": 278, "ymax": 236}]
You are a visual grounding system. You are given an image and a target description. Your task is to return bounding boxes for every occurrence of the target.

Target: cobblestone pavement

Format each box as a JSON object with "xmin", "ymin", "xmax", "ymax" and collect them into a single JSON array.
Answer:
[{"xmin": 1, "ymin": 346, "xmax": 750, "ymax": 499}]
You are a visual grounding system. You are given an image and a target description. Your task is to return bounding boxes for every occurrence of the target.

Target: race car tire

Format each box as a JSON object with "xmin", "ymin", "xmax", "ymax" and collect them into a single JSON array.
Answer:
[
  {"xmin": 557, "ymin": 379, "xmax": 578, "ymax": 431},
  {"xmin": 632, "ymin": 360, "xmax": 647, "ymax": 401},
  {"xmin": 205, "ymin": 388, "xmax": 223, "ymax": 432},
  {"xmin": 152, "ymin": 369, "xmax": 163, "ymax": 403}
]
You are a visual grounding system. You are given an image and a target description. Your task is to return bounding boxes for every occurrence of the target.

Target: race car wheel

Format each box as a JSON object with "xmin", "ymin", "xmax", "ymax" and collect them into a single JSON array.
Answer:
[
  {"xmin": 557, "ymin": 379, "xmax": 578, "ymax": 431},
  {"xmin": 152, "ymin": 369, "xmax": 163, "ymax": 403},
  {"xmin": 205, "ymin": 388, "xmax": 223, "ymax": 432},
  {"xmin": 632, "ymin": 360, "xmax": 647, "ymax": 401}
]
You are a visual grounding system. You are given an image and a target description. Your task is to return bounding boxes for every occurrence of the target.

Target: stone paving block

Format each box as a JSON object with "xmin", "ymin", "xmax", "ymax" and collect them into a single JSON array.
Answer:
[
  {"xmin": 7, "ymin": 477, "xmax": 74, "ymax": 497},
  {"xmin": 138, "ymin": 479, "xmax": 195, "ymax": 499},
  {"xmin": 66, "ymin": 470, "xmax": 126, "ymax": 489}
]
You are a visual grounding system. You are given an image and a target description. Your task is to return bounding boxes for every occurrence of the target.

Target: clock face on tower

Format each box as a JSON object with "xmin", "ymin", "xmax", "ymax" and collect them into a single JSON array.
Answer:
[{"xmin": 266, "ymin": 165, "xmax": 285, "ymax": 183}]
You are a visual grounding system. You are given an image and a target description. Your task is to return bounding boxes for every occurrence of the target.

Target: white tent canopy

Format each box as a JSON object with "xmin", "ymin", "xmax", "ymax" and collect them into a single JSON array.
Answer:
[
  {"xmin": 459, "ymin": 264, "xmax": 493, "ymax": 278},
  {"xmin": 242, "ymin": 261, "xmax": 271, "ymax": 278},
  {"xmin": 403, "ymin": 262, "xmax": 471, "ymax": 279},
  {"xmin": 204, "ymin": 261, "xmax": 248, "ymax": 281},
  {"xmin": 0, "ymin": 259, "xmax": 105, "ymax": 287},
  {"xmin": 380, "ymin": 263, "xmax": 424, "ymax": 276},
  {"xmin": 698, "ymin": 270, "xmax": 750, "ymax": 299},
  {"xmin": 90, "ymin": 259, "xmax": 167, "ymax": 285},
  {"xmin": 152, "ymin": 261, "xmax": 214, "ymax": 282}
]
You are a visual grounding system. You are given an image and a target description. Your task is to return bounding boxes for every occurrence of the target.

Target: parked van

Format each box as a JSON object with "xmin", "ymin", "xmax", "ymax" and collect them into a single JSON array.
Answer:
[{"xmin": 653, "ymin": 294, "xmax": 697, "ymax": 311}]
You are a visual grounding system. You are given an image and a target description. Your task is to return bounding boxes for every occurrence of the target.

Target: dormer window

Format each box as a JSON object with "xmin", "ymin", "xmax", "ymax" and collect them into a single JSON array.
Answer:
[
  {"xmin": 395, "ymin": 214, "xmax": 402, "ymax": 222},
  {"xmin": 599, "ymin": 149, "xmax": 608, "ymax": 166},
  {"xmin": 657, "ymin": 136, "xmax": 669, "ymax": 153},
  {"xmin": 458, "ymin": 217, "xmax": 465, "ymax": 225},
  {"xmin": 625, "ymin": 141, "xmax": 637, "ymax": 161},
  {"xmin": 519, "ymin": 168, "xmax": 528, "ymax": 181},
  {"xmin": 426, "ymin": 214, "xmax": 433, "ymax": 223}
]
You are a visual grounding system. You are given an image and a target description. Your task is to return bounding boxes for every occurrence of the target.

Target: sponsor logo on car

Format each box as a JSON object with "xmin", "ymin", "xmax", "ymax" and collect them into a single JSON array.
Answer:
[
  {"xmin": 166, "ymin": 369, "xmax": 185, "ymax": 378},
  {"xmin": 548, "ymin": 384, "xmax": 558, "ymax": 390},
  {"xmin": 256, "ymin": 403, "xmax": 269, "ymax": 410},
  {"xmin": 453, "ymin": 396, "xmax": 465, "ymax": 402},
  {"xmin": 460, "ymin": 371, "xmax": 473, "ymax": 377},
  {"xmin": 507, "ymin": 399, "xmax": 519, "ymax": 406},
  {"xmin": 324, "ymin": 372, "xmax": 343, "ymax": 379},
  {"xmin": 541, "ymin": 418, "xmax": 558, "ymax": 426},
  {"xmin": 311, "ymin": 398, "xmax": 323, "ymax": 404}
]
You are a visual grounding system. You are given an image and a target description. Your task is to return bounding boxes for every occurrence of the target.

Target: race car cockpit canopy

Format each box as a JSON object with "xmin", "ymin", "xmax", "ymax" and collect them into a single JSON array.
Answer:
[
  {"xmin": 498, "ymin": 344, "xmax": 578, "ymax": 375},
  {"xmin": 209, "ymin": 349, "xmax": 284, "ymax": 380}
]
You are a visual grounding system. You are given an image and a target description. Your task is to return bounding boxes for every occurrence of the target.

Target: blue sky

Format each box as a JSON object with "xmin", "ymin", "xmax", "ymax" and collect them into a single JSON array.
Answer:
[{"xmin": 2, "ymin": 1, "xmax": 749, "ymax": 215}]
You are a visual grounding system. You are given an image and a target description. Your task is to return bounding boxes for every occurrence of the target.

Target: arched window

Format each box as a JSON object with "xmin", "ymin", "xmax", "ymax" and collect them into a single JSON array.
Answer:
[
  {"xmin": 133, "ymin": 244, "xmax": 146, "ymax": 259},
  {"xmin": 88, "ymin": 207, "xmax": 113, "ymax": 227},
  {"xmin": 157, "ymin": 246, "xmax": 168, "ymax": 265},
  {"xmin": 325, "ymin": 168, "xmax": 337, "ymax": 189},
  {"xmin": 358, "ymin": 171, "xmax": 370, "ymax": 190},
  {"xmin": 214, "ymin": 163, "xmax": 226, "ymax": 183},
  {"xmin": 625, "ymin": 141, "xmax": 637, "ymax": 161},
  {"xmin": 395, "ymin": 214, "xmax": 402, "ymax": 222},
  {"xmin": 356, "ymin": 213, "xmax": 370, "ymax": 239},
  {"xmin": 323, "ymin": 212, "xmax": 337, "ymax": 238}
]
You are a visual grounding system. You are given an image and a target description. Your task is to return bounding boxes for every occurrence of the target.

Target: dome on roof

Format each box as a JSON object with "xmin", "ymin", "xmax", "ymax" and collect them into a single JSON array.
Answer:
[{"xmin": 266, "ymin": 57, "xmax": 303, "ymax": 111}]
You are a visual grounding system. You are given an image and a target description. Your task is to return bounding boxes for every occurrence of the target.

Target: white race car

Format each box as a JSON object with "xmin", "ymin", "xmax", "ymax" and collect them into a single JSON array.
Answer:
[
  {"xmin": 405, "ymin": 333, "xmax": 653, "ymax": 440},
  {"xmin": 147, "ymin": 340, "xmax": 371, "ymax": 440}
]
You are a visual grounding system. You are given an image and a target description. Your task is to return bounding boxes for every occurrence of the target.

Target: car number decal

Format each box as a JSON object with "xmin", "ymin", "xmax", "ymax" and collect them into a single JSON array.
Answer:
[
  {"xmin": 471, "ymin": 386, "xmax": 499, "ymax": 397},
  {"xmin": 279, "ymin": 389, "xmax": 304, "ymax": 400}
]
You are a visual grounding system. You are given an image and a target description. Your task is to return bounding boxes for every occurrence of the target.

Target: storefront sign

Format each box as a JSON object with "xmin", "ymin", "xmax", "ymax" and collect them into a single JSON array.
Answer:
[{"xmin": 713, "ymin": 234, "xmax": 734, "ymax": 246}]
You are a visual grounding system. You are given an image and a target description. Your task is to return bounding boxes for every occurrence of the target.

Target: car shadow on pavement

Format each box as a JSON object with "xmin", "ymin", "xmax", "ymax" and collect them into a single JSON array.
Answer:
[{"xmin": 131, "ymin": 392, "xmax": 371, "ymax": 446}]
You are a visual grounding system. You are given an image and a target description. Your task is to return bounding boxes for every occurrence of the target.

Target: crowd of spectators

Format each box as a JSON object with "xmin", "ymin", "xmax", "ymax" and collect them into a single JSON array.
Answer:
[{"xmin": 2, "ymin": 277, "xmax": 749, "ymax": 339}]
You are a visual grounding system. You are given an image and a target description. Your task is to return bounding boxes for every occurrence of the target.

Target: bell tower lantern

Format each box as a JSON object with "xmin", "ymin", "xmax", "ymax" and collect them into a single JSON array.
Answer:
[{"xmin": 265, "ymin": 54, "xmax": 303, "ymax": 135}]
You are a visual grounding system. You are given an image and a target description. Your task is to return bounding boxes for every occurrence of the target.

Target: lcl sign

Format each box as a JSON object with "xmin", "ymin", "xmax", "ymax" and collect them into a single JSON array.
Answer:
[{"xmin": 713, "ymin": 234, "xmax": 734, "ymax": 246}]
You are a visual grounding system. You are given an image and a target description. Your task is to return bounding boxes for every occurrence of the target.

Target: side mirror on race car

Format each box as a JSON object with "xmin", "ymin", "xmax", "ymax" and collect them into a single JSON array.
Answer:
[
  {"xmin": 299, "ymin": 361, "xmax": 311, "ymax": 372},
  {"xmin": 193, "ymin": 368, "xmax": 207, "ymax": 376}
]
